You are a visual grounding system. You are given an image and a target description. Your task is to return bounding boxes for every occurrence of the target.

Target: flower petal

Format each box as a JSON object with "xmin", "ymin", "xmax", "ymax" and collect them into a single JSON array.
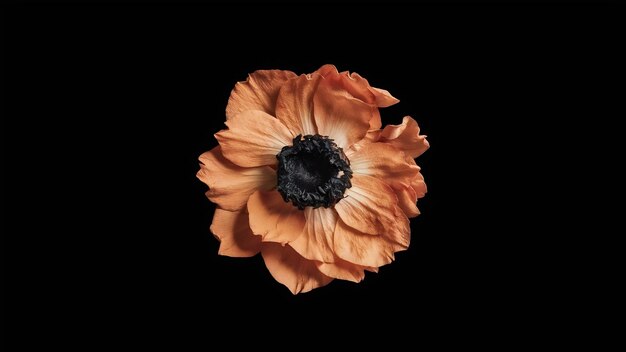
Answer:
[
  {"xmin": 261, "ymin": 243, "xmax": 333, "ymax": 294},
  {"xmin": 226, "ymin": 69, "xmax": 297, "ymax": 120},
  {"xmin": 314, "ymin": 65, "xmax": 399, "ymax": 108},
  {"xmin": 210, "ymin": 208, "xmax": 261, "ymax": 257},
  {"xmin": 412, "ymin": 172, "xmax": 427, "ymax": 199},
  {"xmin": 348, "ymin": 141, "xmax": 419, "ymax": 189},
  {"xmin": 340, "ymin": 71, "xmax": 400, "ymax": 108},
  {"xmin": 370, "ymin": 86, "xmax": 400, "ymax": 108},
  {"xmin": 392, "ymin": 183, "xmax": 420, "ymax": 218},
  {"xmin": 317, "ymin": 257, "xmax": 367, "ymax": 283},
  {"xmin": 247, "ymin": 190, "xmax": 305, "ymax": 244},
  {"xmin": 389, "ymin": 156, "xmax": 427, "ymax": 217},
  {"xmin": 369, "ymin": 109, "xmax": 382, "ymax": 130},
  {"xmin": 364, "ymin": 129, "xmax": 382, "ymax": 142},
  {"xmin": 380, "ymin": 116, "xmax": 430, "ymax": 158},
  {"xmin": 335, "ymin": 174, "xmax": 407, "ymax": 238},
  {"xmin": 215, "ymin": 110, "xmax": 293, "ymax": 168},
  {"xmin": 289, "ymin": 207, "xmax": 337, "ymax": 263},
  {"xmin": 333, "ymin": 218, "xmax": 407, "ymax": 268},
  {"xmin": 335, "ymin": 71, "xmax": 377, "ymax": 106},
  {"xmin": 275, "ymin": 74, "xmax": 320, "ymax": 137},
  {"xmin": 313, "ymin": 64, "xmax": 338, "ymax": 77},
  {"xmin": 313, "ymin": 77, "xmax": 375, "ymax": 149},
  {"xmin": 197, "ymin": 146, "xmax": 276, "ymax": 211},
  {"xmin": 313, "ymin": 65, "xmax": 385, "ymax": 132}
]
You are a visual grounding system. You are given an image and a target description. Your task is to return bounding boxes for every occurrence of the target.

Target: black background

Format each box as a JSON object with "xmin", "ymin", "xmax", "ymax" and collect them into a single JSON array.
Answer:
[{"xmin": 3, "ymin": 2, "xmax": 618, "ymax": 343}]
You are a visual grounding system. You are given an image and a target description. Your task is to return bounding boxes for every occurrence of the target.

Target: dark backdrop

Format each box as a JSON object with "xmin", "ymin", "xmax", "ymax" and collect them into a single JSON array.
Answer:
[{"xmin": 3, "ymin": 2, "xmax": 617, "ymax": 344}]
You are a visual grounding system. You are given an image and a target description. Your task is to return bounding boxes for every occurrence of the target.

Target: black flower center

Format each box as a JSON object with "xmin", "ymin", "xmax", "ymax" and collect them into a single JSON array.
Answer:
[{"xmin": 277, "ymin": 134, "xmax": 352, "ymax": 209}]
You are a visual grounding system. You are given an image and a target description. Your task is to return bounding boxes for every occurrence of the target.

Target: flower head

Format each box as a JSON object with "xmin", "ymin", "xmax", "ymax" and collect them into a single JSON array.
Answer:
[{"xmin": 198, "ymin": 65, "xmax": 429, "ymax": 294}]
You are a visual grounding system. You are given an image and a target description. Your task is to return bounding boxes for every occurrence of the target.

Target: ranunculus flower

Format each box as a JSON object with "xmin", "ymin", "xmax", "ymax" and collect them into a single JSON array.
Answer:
[{"xmin": 197, "ymin": 64, "xmax": 429, "ymax": 294}]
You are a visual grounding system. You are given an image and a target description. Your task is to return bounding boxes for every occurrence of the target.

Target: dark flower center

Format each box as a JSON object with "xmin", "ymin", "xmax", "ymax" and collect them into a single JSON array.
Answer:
[{"xmin": 276, "ymin": 134, "xmax": 352, "ymax": 209}]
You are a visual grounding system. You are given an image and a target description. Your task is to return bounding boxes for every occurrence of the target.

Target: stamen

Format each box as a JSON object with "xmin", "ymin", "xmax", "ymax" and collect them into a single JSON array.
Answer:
[{"xmin": 276, "ymin": 135, "xmax": 352, "ymax": 209}]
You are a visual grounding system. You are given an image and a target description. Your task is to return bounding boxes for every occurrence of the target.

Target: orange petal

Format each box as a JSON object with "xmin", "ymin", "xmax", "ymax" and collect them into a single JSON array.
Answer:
[
  {"xmin": 348, "ymin": 141, "xmax": 422, "ymax": 218},
  {"xmin": 275, "ymin": 74, "xmax": 320, "ymax": 137},
  {"xmin": 369, "ymin": 109, "xmax": 382, "ymax": 130},
  {"xmin": 317, "ymin": 257, "xmax": 367, "ymax": 283},
  {"xmin": 364, "ymin": 129, "xmax": 382, "ymax": 142},
  {"xmin": 215, "ymin": 110, "xmax": 293, "ymax": 168},
  {"xmin": 289, "ymin": 207, "xmax": 337, "ymax": 263},
  {"xmin": 321, "ymin": 67, "xmax": 385, "ymax": 130},
  {"xmin": 392, "ymin": 159, "xmax": 427, "ymax": 217},
  {"xmin": 313, "ymin": 77, "xmax": 375, "ymax": 149},
  {"xmin": 313, "ymin": 64, "xmax": 339, "ymax": 77},
  {"xmin": 210, "ymin": 208, "xmax": 261, "ymax": 257},
  {"xmin": 318, "ymin": 66, "xmax": 399, "ymax": 108},
  {"xmin": 380, "ymin": 116, "xmax": 430, "ymax": 159},
  {"xmin": 348, "ymin": 141, "xmax": 420, "ymax": 189},
  {"xmin": 336, "ymin": 71, "xmax": 377, "ymax": 106},
  {"xmin": 392, "ymin": 183, "xmax": 420, "ymax": 218},
  {"xmin": 261, "ymin": 243, "xmax": 333, "ymax": 294},
  {"xmin": 226, "ymin": 69, "xmax": 297, "ymax": 120},
  {"xmin": 392, "ymin": 174, "xmax": 427, "ymax": 218},
  {"xmin": 197, "ymin": 146, "xmax": 276, "ymax": 211},
  {"xmin": 342, "ymin": 72, "xmax": 400, "ymax": 108},
  {"xmin": 333, "ymin": 218, "xmax": 407, "ymax": 268},
  {"xmin": 412, "ymin": 172, "xmax": 427, "ymax": 199},
  {"xmin": 335, "ymin": 174, "xmax": 407, "ymax": 238},
  {"xmin": 247, "ymin": 190, "xmax": 305, "ymax": 244},
  {"xmin": 370, "ymin": 86, "xmax": 400, "ymax": 108}
]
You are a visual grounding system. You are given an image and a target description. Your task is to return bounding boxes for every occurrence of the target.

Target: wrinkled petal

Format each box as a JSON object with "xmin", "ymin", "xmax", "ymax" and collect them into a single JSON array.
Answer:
[
  {"xmin": 261, "ymin": 243, "xmax": 333, "ymax": 294},
  {"xmin": 406, "ymin": 156, "xmax": 427, "ymax": 197},
  {"xmin": 313, "ymin": 64, "xmax": 338, "ymax": 78},
  {"xmin": 226, "ymin": 69, "xmax": 297, "ymax": 120},
  {"xmin": 335, "ymin": 174, "xmax": 408, "ymax": 241},
  {"xmin": 370, "ymin": 86, "xmax": 400, "ymax": 108},
  {"xmin": 215, "ymin": 110, "xmax": 293, "ymax": 168},
  {"xmin": 314, "ymin": 65, "xmax": 383, "ymax": 131},
  {"xmin": 289, "ymin": 207, "xmax": 337, "ymax": 263},
  {"xmin": 333, "ymin": 218, "xmax": 407, "ymax": 268},
  {"xmin": 275, "ymin": 74, "xmax": 320, "ymax": 137},
  {"xmin": 317, "ymin": 257, "xmax": 367, "ymax": 283},
  {"xmin": 313, "ymin": 77, "xmax": 375, "ymax": 149},
  {"xmin": 391, "ymin": 155, "xmax": 426, "ymax": 218},
  {"xmin": 369, "ymin": 109, "xmax": 382, "ymax": 130},
  {"xmin": 197, "ymin": 146, "xmax": 276, "ymax": 211},
  {"xmin": 339, "ymin": 71, "xmax": 400, "ymax": 108},
  {"xmin": 348, "ymin": 141, "xmax": 419, "ymax": 189},
  {"xmin": 392, "ymin": 183, "xmax": 420, "ymax": 218},
  {"xmin": 390, "ymin": 157, "xmax": 427, "ymax": 217},
  {"xmin": 314, "ymin": 65, "xmax": 399, "ymax": 108},
  {"xmin": 335, "ymin": 71, "xmax": 377, "ymax": 106},
  {"xmin": 412, "ymin": 172, "xmax": 427, "ymax": 199},
  {"xmin": 364, "ymin": 129, "xmax": 382, "ymax": 142},
  {"xmin": 210, "ymin": 208, "xmax": 261, "ymax": 257},
  {"xmin": 380, "ymin": 116, "xmax": 430, "ymax": 158},
  {"xmin": 343, "ymin": 70, "xmax": 398, "ymax": 107},
  {"xmin": 247, "ymin": 190, "xmax": 305, "ymax": 244}
]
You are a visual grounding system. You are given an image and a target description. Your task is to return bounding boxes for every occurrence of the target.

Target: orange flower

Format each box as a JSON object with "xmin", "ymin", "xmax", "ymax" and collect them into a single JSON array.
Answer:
[{"xmin": 198, "ymin": 65, "xmax": 429, "ymax": 294}]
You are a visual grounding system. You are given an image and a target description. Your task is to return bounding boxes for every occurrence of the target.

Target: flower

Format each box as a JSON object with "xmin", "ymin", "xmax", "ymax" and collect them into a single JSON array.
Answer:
[{"xmin": 197, "ymin": 65, "xmax": 429, "ymax": 294}]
